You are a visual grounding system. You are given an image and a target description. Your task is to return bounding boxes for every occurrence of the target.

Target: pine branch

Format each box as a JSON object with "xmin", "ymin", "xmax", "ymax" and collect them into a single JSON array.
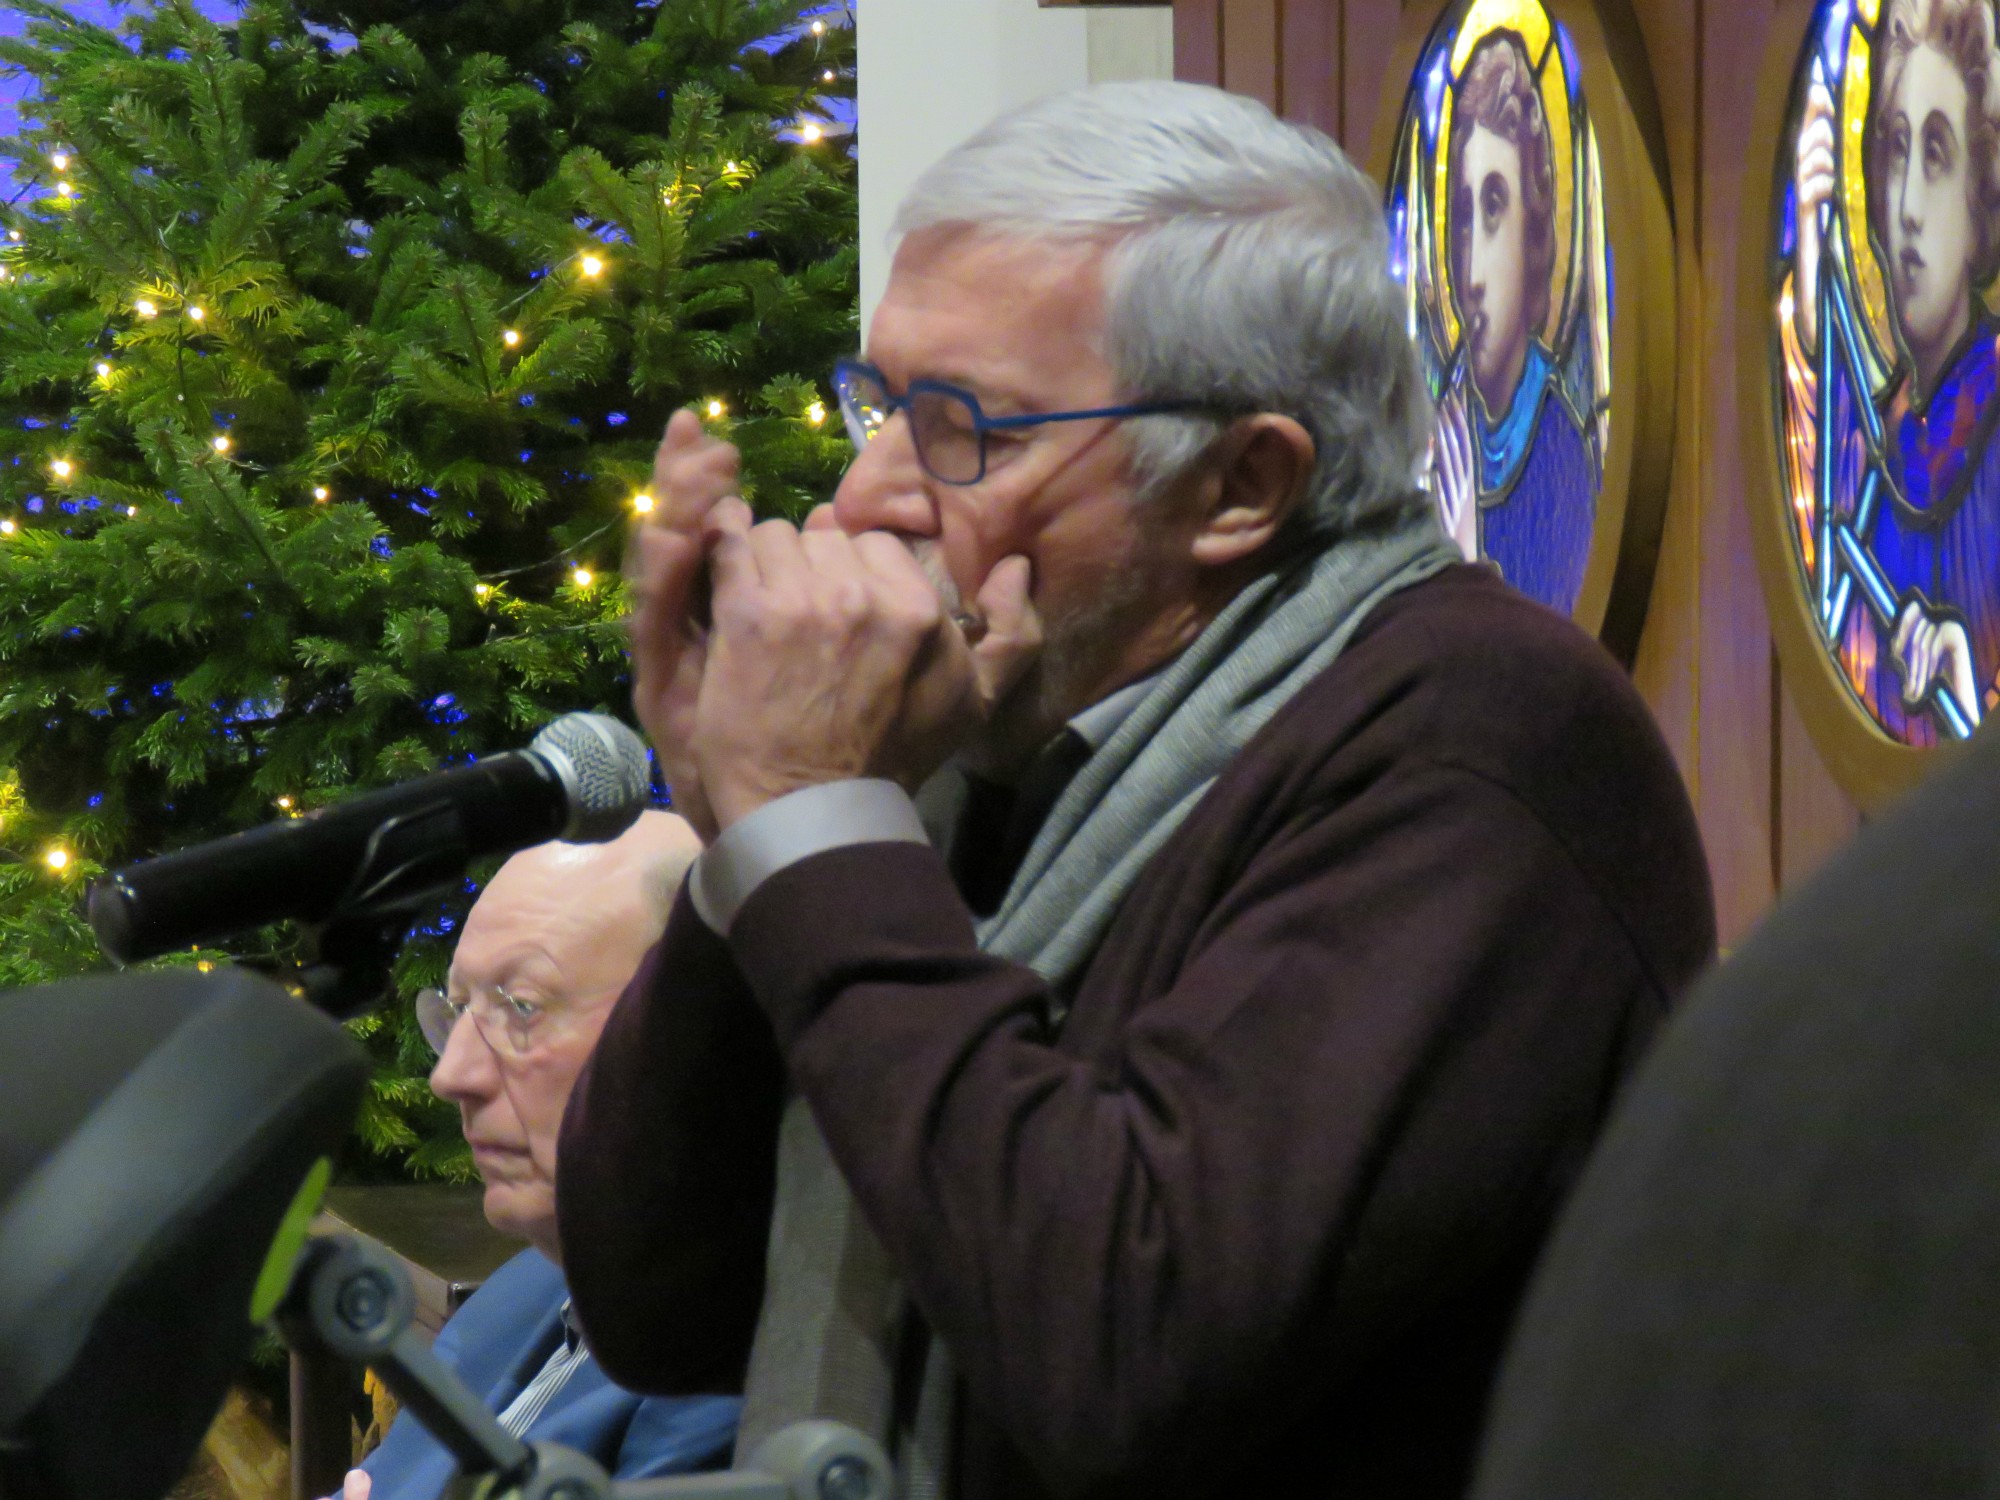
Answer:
[{"xmin": 0, "ymin": 0, "xmax": 855, "ymax": 1181}]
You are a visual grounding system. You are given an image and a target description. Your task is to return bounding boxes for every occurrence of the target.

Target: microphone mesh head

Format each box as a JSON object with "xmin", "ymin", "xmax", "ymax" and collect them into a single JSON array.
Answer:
[{"xmin": 529, "ymin": 713, "xmax": 652, "ymax": 842}]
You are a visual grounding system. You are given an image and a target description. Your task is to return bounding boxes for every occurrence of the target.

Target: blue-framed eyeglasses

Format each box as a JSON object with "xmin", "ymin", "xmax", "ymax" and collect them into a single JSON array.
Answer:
[{"xmin": 832, "ymin": 357, "xmax": 1200, "ymax": 486}]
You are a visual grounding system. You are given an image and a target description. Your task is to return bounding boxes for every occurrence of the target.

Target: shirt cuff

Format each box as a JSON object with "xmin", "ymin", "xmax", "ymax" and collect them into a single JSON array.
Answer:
[{"xmin": 687, "ymin": 779, "xmax": 930, "ymax": 934}]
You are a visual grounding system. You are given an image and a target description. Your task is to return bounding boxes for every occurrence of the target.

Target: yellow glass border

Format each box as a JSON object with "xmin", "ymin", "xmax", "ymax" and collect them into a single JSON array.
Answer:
[{"xmin": 1837, "ymin": 23, "xmax": 1899, "ymax": 371}]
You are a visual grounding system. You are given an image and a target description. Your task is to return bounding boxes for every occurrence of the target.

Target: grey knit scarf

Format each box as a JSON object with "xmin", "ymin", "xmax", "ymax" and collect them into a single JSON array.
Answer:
[{"xmin": 734, "ymin": 510, "xmax": 1460, "ymax": 1496}]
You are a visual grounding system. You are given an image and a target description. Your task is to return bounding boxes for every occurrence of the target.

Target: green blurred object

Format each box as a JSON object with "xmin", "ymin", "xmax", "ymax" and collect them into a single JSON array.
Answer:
[
  {"xmin": 0, "ymin": 0, "xmax": 855, "ymax": 1178},
  {"xmin": 248, "ymin": 1155, "xmax": 332, "ymax": 1324}
]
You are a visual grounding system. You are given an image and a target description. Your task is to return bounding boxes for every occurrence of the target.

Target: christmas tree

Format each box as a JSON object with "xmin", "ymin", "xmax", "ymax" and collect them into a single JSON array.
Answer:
[{"xmin": 0, "ymin": 0, "xmax": 856, "ymax": 1178}]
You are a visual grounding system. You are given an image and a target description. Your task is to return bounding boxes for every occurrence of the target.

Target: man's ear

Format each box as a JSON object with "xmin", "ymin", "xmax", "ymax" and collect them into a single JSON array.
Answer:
[{"xmin": 1187, "ymin": 414, "xmax": 1315, "ymax": 569}]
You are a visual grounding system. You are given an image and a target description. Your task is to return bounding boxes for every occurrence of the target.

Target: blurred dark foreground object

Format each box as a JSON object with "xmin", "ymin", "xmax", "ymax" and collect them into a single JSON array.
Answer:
[
  {"xmin": 1473, "ymin": 723, "xmax": 2000, "ymax": 1498},
  {"xmin": 0, "ymin": 969, "xmax": 368, "ymax": 1500},
  {"xmin": 0, "ymin": 964, "xmax": 893, "ymax": 1500}
]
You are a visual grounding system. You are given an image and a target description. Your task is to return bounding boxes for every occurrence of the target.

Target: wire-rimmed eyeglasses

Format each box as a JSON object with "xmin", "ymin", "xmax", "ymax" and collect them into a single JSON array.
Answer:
[
  {"xmin": 832, "ymin": 357, "xmax": 1200, "ymax": 486},
  {"xmin": 415, "ymin": 985, "xmax": 554, "ymax": 1058}
]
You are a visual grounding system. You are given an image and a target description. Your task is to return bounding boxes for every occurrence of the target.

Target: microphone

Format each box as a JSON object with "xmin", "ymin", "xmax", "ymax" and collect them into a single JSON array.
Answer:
[{"xmin": 88, "ymin": 713, "xmax": 652, "ymax": 966}]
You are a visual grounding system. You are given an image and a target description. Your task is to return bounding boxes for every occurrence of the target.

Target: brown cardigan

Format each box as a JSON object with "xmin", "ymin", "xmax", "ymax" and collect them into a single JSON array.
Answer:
[{"xmin": 556, "ymin": 565, "xmax": 1716, "ymax": 1500}]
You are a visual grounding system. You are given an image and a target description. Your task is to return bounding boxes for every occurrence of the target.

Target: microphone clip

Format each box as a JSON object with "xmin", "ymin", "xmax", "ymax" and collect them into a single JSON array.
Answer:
[{"xmin": 260, "ymin": 798, "xmax": 475, "ymax": 1020}]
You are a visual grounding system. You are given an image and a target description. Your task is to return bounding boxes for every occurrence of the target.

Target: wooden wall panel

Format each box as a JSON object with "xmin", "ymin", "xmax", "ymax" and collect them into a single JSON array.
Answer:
[
  {"xmin": 1627, "ymin": 0, "xmax": 1700, "ymax": 784},
  {"xmin": 1281, "ymin": 0, "xmax": 1340, "ymax": 136},
  {"xmin": 1222, "ymin": 0, "xmax": 1281, "ymax": 106},
  {"xmin": 1778, "ymin": 690, "xmax": 1862, "ymax": 887},
  {"xmin": 1696, "ymin": 0, "xmax": 1777, "ymax": 944},
  {"xmin": 1337, "ymin": 1, "xmax": 1400, "ymax": 155},
  {"xmin": 1174, "ymin": 0, "xmax": 1874, "ymax": 942},
  {"xmin": 1174, "ymin": 0, "xmax": 1222, "ymax": 86}
]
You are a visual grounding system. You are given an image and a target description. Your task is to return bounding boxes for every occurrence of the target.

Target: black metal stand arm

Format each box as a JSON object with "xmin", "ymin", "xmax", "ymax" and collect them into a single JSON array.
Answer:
[{"xmin": 275, "ymin": 1234, "xmax": 893, "ymax": 1500}]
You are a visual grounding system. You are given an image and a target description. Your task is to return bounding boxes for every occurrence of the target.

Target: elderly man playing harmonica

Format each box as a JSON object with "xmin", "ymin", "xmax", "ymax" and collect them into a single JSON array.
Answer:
[{"xmin": 559, "ymin": 80, "xmax": 1714, "ymax": 1500}]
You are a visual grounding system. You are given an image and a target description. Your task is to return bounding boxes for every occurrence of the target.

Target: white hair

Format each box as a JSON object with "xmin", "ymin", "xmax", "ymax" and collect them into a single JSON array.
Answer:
[{"xmin": 892, "ymin": 80, "xmax": 1433, "ymax": 546}]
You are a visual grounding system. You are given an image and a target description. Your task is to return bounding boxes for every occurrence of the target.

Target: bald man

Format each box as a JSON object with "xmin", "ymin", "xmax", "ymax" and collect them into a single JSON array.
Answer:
[{"xmin": 337, "ymin": 812, "xmax": 739, "ymax": 1500}]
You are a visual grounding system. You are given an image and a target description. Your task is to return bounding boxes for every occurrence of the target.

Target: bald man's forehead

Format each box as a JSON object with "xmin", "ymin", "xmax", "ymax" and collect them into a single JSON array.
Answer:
[
  {"xmin": 450, "ymin": 812, "xmax": 694, "ymax": 989},
  {"xmin": 482, "ymin": 840, "xmax": 650, "ymax": 913},
  {"xmin": 454, "ymin": 851, "xmax": 661, "ymax": 998}
]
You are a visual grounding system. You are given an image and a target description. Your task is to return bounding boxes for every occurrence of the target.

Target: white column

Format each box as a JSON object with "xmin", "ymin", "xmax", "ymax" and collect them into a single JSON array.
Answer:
[
  {"xmin": 854, "ymin": 0, "xmax": 1171, "ymax": 327},
  {"xmin": 1086, "ymin": 8, "xmax": 1173, "ymax": 86}
]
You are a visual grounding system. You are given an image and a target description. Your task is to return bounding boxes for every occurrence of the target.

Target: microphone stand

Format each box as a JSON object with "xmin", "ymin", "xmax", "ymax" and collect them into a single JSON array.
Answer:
[{"xmin": 276, "ymin": 1233, "xmax": 892, "ymax": 1500}]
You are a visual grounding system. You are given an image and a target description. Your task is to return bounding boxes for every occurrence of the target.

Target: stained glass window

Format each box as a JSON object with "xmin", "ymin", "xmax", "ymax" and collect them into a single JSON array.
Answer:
[
  {"xmin": 1764, "ymin": 0, "xmax": 2000, "ymax": 747},
  {"xmin": 1385, "ymin": 0, "xmax": 1612, "ymax": 619}
]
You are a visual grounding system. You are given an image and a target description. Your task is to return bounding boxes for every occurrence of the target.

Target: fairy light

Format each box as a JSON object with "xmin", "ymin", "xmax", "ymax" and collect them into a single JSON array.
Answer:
[
  {"xmin": 312, "ymin": 485, "xmax": 329, "ymax": 502},
  {"xmin": 823, "ymin": 70, "xmax": 836, "ymax": 82},
  {"xmin": 474, "ymin": 582, "xmax": 492, "ymax": 599},
  {"xmin": 811, "ymin": 19, "xmax": 826, "ymax": 34},
  {"xmin": 275, "ymin": 795, "xmax": 294, "ymax": 810},
  {"xmin": 1, "ymin": 520, "xmax": 18, "ymax": 536},
  {"xmin": 49, "ymin": 458, "xmax": 73, "ymax": 479},
  {"xmin": 55, "ymin": 181, "xmax": 71, "ymax": 198},
  {"xmin": 211, "ymin": 434, "xmax": 231, "ymax": 454},
  {"xmin": 579, "ymin": 254, "xmax": 605, "ymax": 278},
  {"xmin": 724, "ymin": 160, "xmax": 739, "ymax": 174},
  {"xmin": 187, "ymin": 305, "xmax": 205, "ymax": 322},
  {"xmin": 126, "ymin": 505, "xmax": 137, "ymax": 517},
  {"xmin": 503, "ymin": 328, "xmax": 521, "ymax": 347},
  {"xmin": 43, "ymin": 846, "xmax": 69, "ymax": 872},
  {"xmin": 632, "ymin": 492, "xmax": 656, "ymax": 515},
  {"xmin": 94, "ymin": 362, "xmax": 111, "ymax": 378},
  {"xmin": 50, "ymin": 153, "xmax": 68, "ymax": 172},
  {"xmin": 134, "ymin": 297, "xmax": 157, "ymax": 318},
  {"xmin": 7, "ymin": 230, "xmax": 19, "ymax": 241},
  {"xmin": 571, "ymin": 567, "xmax": 595, "ymax": 588},
  {"xmin": 800, "ymin": 123, "xmax": 822, "ymax": 144},
  {"xmin": 806, "ymin": 400, "xmax": 826, "ymax": 425},
  {"xmin": 706, "ymin": 398, "xmax": 726, "ymax": 419}
]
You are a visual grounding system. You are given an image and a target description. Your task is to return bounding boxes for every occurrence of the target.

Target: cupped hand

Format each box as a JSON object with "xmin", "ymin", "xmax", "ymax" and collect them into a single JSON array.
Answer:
[
  {"xmin": 690, "ymin": 511, "xmax": 1037, "ymax": 830},
  {"xmin": 624, "ymin": 410, "xmax": 747, "ymax": 842},
  {"xmin": 648, "ymin": 408, "xmax": 740, "ymax": 533},
  {"xmin": 967, "ymin": 553, "xmax": 1040, "ymax": 720},
  {"xmin": 801, "ymin": 502, "xmax": 1041, "ymax": 716}
]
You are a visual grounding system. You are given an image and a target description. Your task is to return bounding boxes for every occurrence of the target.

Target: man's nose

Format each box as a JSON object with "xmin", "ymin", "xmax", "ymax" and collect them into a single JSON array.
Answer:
[
  {"xmin": 831, "ymin": 411, "xmax": 941, "ymax": 537},
  {"xmin": 429, "ymin": 1011, "xmax": 500, "ymax": 1104}
]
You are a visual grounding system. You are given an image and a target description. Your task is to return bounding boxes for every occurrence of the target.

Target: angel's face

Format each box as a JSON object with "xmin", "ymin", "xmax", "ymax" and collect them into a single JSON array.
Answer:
[
  {"xmin": 1880, "ymin": 40, "xmax": 1979, "ymax": 387},
  {"xmin": 1457, "ymin": 123, "xmax": 1532, "ymax": 417}
]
